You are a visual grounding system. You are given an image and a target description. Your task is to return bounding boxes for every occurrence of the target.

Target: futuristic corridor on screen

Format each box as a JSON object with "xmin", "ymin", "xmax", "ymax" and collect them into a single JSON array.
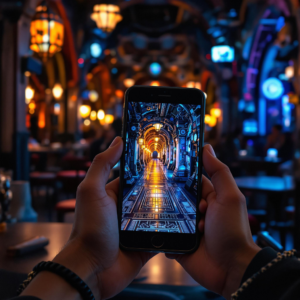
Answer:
[{"xmin": 121, "ymin": 102, "xmax": 201, "ymax": 234}]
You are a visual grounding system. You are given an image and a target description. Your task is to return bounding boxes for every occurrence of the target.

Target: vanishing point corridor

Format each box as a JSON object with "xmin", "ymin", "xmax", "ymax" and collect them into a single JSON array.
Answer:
[{"xmin": 121, "ymin": 159, "xmax": 197, "ymax": 233}]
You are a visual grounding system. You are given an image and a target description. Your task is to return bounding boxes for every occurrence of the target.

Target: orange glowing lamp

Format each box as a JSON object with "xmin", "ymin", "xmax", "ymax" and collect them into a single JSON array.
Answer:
[
  {"xmin": 210, "ymin": 108, "xmax": 221, "ymax": 118},
  {"xmin": 91, "ymin": 4, "xmax": 122, "ymax": 33},
  {"xmin": 104, "ymin": 114, "xmax": 114, "ymax": 124},
  {"xmin": 79, "ymin": 105, "xmax": 91, "ymax": 119},
  {"xmin": 30, "ymin": 1, "xmax": 64, "ymax": 60}
]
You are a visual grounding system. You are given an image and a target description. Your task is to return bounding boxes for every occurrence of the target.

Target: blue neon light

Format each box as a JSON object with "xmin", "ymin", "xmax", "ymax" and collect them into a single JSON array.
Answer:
[
  {"xmin": 211, "ymin": 46, "xmax": 235, "ymax": 62},
  {"xmin": 90, "ymin": 43, "xmax": 102, "ymax": 58},
  {"xmin": 276, "ymin": 16, "xmax": 285, "ymax": 32},
  {"xmin": 243, "ymin": 119, "xmax": 257, "ymax": 135},
  {"xmin": 262, "ymin": 78, "xmax": 284, "ymax": 100},
  {"xmin": 111, "ymin": 68, "xmax": 118, "ymax": 74},
  {"xmin": 149, "ymin": 62, "xmax": 162, "ymax": 76}
]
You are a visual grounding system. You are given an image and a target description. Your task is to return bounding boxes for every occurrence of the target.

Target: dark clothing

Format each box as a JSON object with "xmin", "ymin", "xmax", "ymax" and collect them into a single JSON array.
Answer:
[{"xmin": 6, "ymin": 247, "xmax": 300, "ymax": 299}]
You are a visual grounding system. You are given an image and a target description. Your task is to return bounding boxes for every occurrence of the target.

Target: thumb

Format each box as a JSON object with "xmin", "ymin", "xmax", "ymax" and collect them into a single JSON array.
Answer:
[
  {"xmin": 203, "ymin": 144, "xmax": 241, "ymax": 202},
  {"xmin": 85, "ymin": 137, "xmax": 123, "ymax": 188}
]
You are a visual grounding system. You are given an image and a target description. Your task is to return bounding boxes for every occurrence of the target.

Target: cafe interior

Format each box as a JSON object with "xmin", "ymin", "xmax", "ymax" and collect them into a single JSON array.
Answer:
[{"xmin": 1, "ymin": 0, "xmax": 300, "ymax": 299}]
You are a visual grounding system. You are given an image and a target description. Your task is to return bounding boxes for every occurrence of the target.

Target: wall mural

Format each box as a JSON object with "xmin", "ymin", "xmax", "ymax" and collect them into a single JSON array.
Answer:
[{"xmin": 121, "ymin": 102, "xmax": 202, "ymax": 233}]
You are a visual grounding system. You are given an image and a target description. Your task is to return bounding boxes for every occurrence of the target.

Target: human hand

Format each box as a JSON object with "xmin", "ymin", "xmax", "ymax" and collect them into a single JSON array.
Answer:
[
  {"xmin": 167, "ymin": 145, "xmax": 261, "ymax": 299},
  {"xmin": 53, "ymin": 137, "xmax": 154, "ymax": 299}
]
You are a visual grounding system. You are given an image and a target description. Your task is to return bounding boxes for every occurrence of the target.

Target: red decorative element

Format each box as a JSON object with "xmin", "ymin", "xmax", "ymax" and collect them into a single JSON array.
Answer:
[
  {"xmin": 206, "ymin": 54, "xmax": 211, "ymax": 60},
  {"xmin": 53, "ymin": 1, "xmax": 79, "ymax": 88}
]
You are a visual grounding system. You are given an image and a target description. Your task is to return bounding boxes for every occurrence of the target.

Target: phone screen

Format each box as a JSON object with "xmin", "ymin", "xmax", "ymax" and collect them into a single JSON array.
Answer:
[{"xmin": 121, "ymin": 100, "xmax": 202, "ymax": 234}]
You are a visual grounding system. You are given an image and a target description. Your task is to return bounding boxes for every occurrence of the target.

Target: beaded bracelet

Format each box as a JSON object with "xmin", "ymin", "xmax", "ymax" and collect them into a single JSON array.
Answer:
[
  {"xmin": 231, "ymin": 249, "xmax": 297, "ymax": 300},
  {"xmin": 17, "ymin": 261, "xmax": 95, "ymax": 300}
]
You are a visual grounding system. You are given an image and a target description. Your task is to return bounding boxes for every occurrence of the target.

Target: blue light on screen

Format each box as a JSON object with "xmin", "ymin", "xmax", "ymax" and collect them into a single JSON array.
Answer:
[
  {"xmin": 211, "ymin": 46, "xmax": 235, "ymax": 62},
  {"xmin": 149, "ymin": 62, "xmax": 162, "ymax": 76},
  {"xmin": 90, "ymin": 43, "xmax": 102, "ymax": 58},
  {"xmin": 262, "ymin": 78, "xmax": 284, "ymax": 100}
]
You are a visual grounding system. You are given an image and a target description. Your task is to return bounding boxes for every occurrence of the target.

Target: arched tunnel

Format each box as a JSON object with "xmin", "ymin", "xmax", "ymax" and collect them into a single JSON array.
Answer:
[{"xmin": 121, "ymin": 102, "xmax": 202, "ymax": 233}]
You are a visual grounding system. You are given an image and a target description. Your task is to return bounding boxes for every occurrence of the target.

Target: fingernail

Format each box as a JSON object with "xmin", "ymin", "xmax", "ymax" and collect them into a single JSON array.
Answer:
[
  {"xmin": 207, "ymin": 144, "xmax": 216, "ymax": 157},
  {"xmin": 109, "ymin": 137, "xmax": 122, "ymax": 148}
]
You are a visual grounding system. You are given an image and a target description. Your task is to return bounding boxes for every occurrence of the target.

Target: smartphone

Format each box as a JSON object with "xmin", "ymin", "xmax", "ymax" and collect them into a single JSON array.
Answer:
[{"xmin": 118, "ymin": 86, "xmax": 205, "ymax": 253}]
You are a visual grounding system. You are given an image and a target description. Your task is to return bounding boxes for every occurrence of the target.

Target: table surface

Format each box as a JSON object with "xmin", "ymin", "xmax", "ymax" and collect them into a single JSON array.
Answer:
[
  {"xmin": 0, "ymin": 223, "xmax": 198, "ymax": 286},
  {"xmin": 235, "ymin": 176, "xmax": 295, "ymax": 192}
]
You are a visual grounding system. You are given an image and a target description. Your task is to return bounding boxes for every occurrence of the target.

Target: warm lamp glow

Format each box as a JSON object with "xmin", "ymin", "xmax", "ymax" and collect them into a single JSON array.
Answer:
[
  {"xmin": 285, "ymin": 66, "xmax": 294, "ymax": 79},
  {"xmin": 79, "ymin": 105, "xmax": 91, "ymax": 119},
  {"xmin": 104, "ymin": 114, "xmax": 114, "ymax": 124},
  {"xmin": 209, "ymin": 116, "xmax": 217, "ymax": 127},
  {"xmin": 52, "ymin": 83, "xmax": 63, "ymax": 100},
  {"xmin": 30, "ymin": 1, "xmax": 64, "ymax": 59},
  {"xmin": 115, "ymin": 89, "xmax": 124, "ymax": 98},
  {"xmin": 25, "ymin": 86, "xmax": 35, "ymax": 104},
  {"xmin": 124, "ymin": 78, "xmax": 135, "ymax": 88},
  {"xmin": 28, "ymin": 102, "xmax": 36, "ymax": 110},
  {"xmin": 139, "ymin": 138, "xmax": 144, "ymax": 145},
  {"xmin": 97, "ymin": 109, "xmax": 105, "ymax": 120},
  {"xmin": 38, "ymin": 110, "xmax": 46, "ymax": 128},
  {"xmin": 89, "ymin": 90, "xmax": 99, "ymax": 102},
  {"xmin": 84, "ymin": 119, "xmax": 91, "ymax": 126},
  {"xmin": 91, "ymin": 4, "xmax": 123, "ymax": 33},
  {"xmin": 151, "ymin": 81, "xmax": 160, "ymax": 86},
  {"xmin": 90, "ymin": 111, "xmax": 97, "ymax": 121},
  {"xmin": 54, "ymin": 103, "xmax": 60, "ymax": 115},
  {"xmin": 210, "ymin": 108, "xmax": 221, "ymax": 118},
  {"xmin": 186, "ymin": 81, "xmax": 201, "ymax": 89},
  {"xmin": 154, "ymin": 123, "xmax": 163, "ymax": 132},
  {"xmin": 205, "ymin": 114, "xmax": 211, "ymax": 124},
  {"xmin": 155, "ymin": 137, "xmax": 159, "ymax": 142}
]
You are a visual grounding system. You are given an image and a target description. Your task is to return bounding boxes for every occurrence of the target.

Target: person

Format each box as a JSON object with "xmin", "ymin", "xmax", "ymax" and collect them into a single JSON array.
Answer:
[{"xmin": 8, "ymin": 137, "xmax": 300, "ymax": 300}]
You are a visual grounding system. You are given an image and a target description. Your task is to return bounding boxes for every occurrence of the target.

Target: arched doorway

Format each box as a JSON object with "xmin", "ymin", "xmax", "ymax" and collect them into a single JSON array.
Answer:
[{"xmin": 152, "ymin": 151, "xmax": 158, "ymax": 158}]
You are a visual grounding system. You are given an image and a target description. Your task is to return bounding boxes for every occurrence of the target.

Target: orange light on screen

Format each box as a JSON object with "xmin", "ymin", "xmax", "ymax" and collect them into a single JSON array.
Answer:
[
  {"xmin": 38, "ymin": 111, "xmax": 46, "ymax": 128},
  {"xmin": 115, "ymin": 89, "xmax": 124, "ymax": 98},
  {"xmin": 151, "ymin": 81, "xmax": 160, "ymax": 86}
]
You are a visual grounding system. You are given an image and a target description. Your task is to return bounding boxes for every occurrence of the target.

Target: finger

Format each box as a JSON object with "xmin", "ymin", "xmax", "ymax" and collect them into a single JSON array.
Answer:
[
  {"xmin": 201, "ymin": 175, "xmax": 215, "ymax": 201},
  {"xmin": 198, "ymin": 219, "xmax": 205, "ymax": 232},
  {"xmin": 85, "ymin": 137, "xmax": 123, "ymax": 188},
  {"xmin": 203, "ymin": 144, "xmax": 241, "ymax": 202},
  {"xmin": 106, "ymin": 177, "xmax": 120, "ymax": 204},
  {"xmin": 199, "ymin": 199, "xmax": 208, "ymax": 214}
]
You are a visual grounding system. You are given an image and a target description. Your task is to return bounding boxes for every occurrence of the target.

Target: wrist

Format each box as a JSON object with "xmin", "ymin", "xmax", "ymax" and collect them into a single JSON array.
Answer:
[
  {"xmin": 53, "ymin": 239, "xmax": 100, "ymax": 299},
  {"xmin": 222, "ymin": 243, "xmax": 261, "ymax": 300}
]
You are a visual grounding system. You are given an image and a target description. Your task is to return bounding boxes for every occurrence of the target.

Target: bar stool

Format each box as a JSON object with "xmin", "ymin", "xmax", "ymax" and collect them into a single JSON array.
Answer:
[{"xmin": 55, "ymin": 199, "xmax": 76, "ymax": 222}]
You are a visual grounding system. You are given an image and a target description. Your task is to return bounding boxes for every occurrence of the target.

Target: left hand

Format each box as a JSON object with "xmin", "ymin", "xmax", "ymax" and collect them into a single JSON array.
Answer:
[{"xmin": 64, "ymin": 136, "xmax": 155, "ymax": 299}]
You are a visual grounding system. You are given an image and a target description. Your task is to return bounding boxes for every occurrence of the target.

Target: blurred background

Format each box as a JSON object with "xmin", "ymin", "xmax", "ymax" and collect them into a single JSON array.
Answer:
[{"xmin": 1, "ymin": 0, "xmax": 300, "ymax": 282}]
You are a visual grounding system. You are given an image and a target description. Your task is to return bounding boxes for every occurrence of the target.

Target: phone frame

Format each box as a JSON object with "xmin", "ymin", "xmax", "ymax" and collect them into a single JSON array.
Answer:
[{"xmin": 118, "ymin": 86, "xmax": 206, "ymax": 254}]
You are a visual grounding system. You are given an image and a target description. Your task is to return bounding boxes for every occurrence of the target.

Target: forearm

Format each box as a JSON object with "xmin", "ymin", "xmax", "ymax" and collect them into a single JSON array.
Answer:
[{"xmin": 21, "ymin": 241, "xmax": 100, "ymax": 300}]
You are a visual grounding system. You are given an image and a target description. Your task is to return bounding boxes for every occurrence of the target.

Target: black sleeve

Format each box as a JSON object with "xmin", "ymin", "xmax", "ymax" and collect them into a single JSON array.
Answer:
[{"xmin": 238, "ymin": 247, "xmax": 300, "ymax": 300}]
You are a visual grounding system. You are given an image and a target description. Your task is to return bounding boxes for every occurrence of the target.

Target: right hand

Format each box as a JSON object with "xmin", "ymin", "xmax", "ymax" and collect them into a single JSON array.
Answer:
[{"xmin": 167, "ymin": 145, "xmax": 261, "ymax": 300}]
